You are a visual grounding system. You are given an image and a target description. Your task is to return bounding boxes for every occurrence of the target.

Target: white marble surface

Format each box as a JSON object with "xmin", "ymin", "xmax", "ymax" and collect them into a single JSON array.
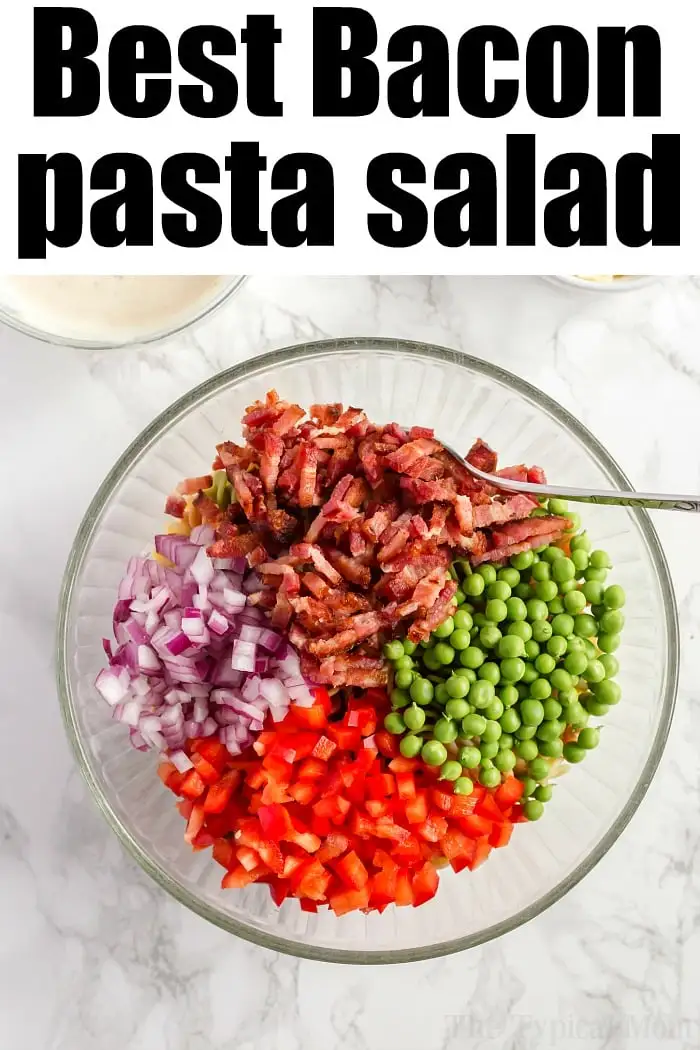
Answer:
[{"xmin": 2, "ymin": 276, "xmax": 700, "ymax": 1050}]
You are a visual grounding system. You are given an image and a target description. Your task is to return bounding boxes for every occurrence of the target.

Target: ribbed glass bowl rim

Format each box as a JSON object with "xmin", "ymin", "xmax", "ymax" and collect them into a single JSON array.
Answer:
[
  {"xmin": 56, "ymin": 336, "xmax": 679, "ymax": 964},
  {"xmin": 0, "ymin": 275, "xmax": 248, "ymax": 350}
]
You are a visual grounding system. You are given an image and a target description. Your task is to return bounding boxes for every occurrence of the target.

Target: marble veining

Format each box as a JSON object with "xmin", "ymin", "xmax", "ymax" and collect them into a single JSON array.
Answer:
[{"xmin": 2, "ymin": 276, "xmax": 700, "ymax": 1049}]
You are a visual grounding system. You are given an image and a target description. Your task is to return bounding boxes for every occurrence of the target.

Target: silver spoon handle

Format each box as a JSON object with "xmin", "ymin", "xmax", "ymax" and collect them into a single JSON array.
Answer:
[{"xmin": 465, "ymin": 467, "xmax": 700, "ymax": 513}]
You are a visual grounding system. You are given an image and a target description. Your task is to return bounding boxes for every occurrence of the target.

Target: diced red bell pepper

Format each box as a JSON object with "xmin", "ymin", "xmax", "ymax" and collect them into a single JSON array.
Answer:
[
  {"xmin": 284, "ymin": 821, "xmax": 321, "ymax": 855},
  {"xmin": 212, "ymin": 837, "xmax": 236, "ymax": 870},
  {"xmin": 290, "ymin": 704, "xmax": 329, "ymax": 731},
  {"xmin": 317, "ymin": 832, "xmax": 350, "ymax": 864},
  {"xmin": 412, "ymin": 861, "xmax": 439, "ymax": 906},
  {"xmin": 489, "ymin": 821, "xmax": 513, "ymax": 849},
  {"xmin": 288, "ymin": 779, "xmax": 319, "ymax": 805},
  {"xmin": 190, "ymin": 738, "xmax": 229, "ymax": 772},
  {"xmin": 300, "ymin": 898, "xmax": 319, "ymax": 913},
  {"xmin": 297, "ymin": 758, "xmax": 327, "ymax": 781},
  {"xmin": 261, "ymin": 778, "xmax": 292, "ymax": 805},
  {"xmin": 179, "ymin": 769, "xmax": 206, "ymax": 801},
  {"xmin": 311, "ymin": 814, "xmax": 332, "ymax": 837},
  {"xmin": 222, "ymin": 864, "xmax": 267, "ymax": 889},
  {"xmin": 191, "ymin": 828, "xmax": 215, "ymax": 851},
  {"xmin": 375, "ymin": 730, "xmax": 400, "ymax": 758},
  {"xmin": 404, "ymin": 790, "xmax": 429, "ymax": 825},
  {"xmin": 468, "ymin": 838, "xmax": 492, "ymax": 870},
  {"xmin": 203, "ymin": 770, "xmax": 240, "ymax": 814},
  {"xmin": 269, "ymin": 879, "xmax": 292, "ymax": 906},
  {"xmin": 438, "ymin": 828, "xmax": 474, "ymax": 873},
  {"xmin": 350, "ymin": 811, "xmax": 375, "ymax": 839},
  {"xmin": 366, "ymin": 773, "xmax": 396, "ymax": 799},
  {"xmin": 282, "ymin": 854, "xmax": 306, "ymax": 879},
  {"xmin": 312, "ymin": 795, "xmax": 351, "ymax": 823},
  {"xmin": 235, "ymin": 817, "xmax": 264, "ymax": 849},
  {"xmin": 258, "ymin": 803, "xmax": 292, "ymax": 842},
  {"xmin": 389, "ymin": 757, "xmax": 420, "ymax": 774},
  {"xmin": 184, "ymin": 804, "xmax": 206, "ymax": 846},
  {"xmin": 257, "ymin": 841, "xmax": 285, "ymax": 874},
  {"xmin": 236, "ymin": 845, "xmax": 261, "ymax": 872},
  {"xmin": 329, "ymin": 885, "xmax": 370, "ymax": 916},
  {"xmin": 346, "ymin": 706, "xmax": 377, "ymax": 736},
  {"xmin": 365, "ymin": 799, "xmax": 392, "ymax": 819},
  {"xmin": 334, "ymin": 850, "xmax": 369, "ymax": 890},
  {"xmin": 395, "ymin": 771, "xmax": 417, "ymax": 800},
  {"xmin": 475, "ymin": 793, "xmax": 506, "ymax": 824},
  {"xmin": 158, "ymin": 761, "xmax": 178, "ymax": 787},
  {"xmin": 253, "ymin": 731, "xmax": 277, "ymax": 757},
  {"xmin": 361, "ymin": 688, "xmax": 389, "ymax": 710},
  {"xmin": 312, "ymin": 735, "xmax": 338, "ymax": 762},
  {"xmin": 495, "ymin": 776, "xmax": 524, "ymax": 809},
  {"xmin": 271, "ymin": 731, "xmax": 319, "ymax": 761},
  {"xmin": 395, "ymin": 869, "xmax": 415, "ymax": 906},
  {"xmin": 391, "ymin": 835, "xmax": 423, "ymax": 865},
  {"xmin": 246, "ymin": 767, "xmax": 268, "ymax": 790},
  {"xmin": 372, "ymin": 817, "xmax": 411, "ymax": 843},
  {"xmin": 460, "ymin": 813, "xmax": 494, "ymax": 840},
  {"xmin": 327, "ymin": 725, "xmax": 363, "ymax": 751},
  {"xmin": 416, "ymin": 813, "xmax": 449, "ymax": 843},
  {"xmin": 311, "ymin": 686, "xmax": 332, "ymax": 714},
  {"xmin": 292, "ymin": 858, "xmax": 332, "ymax": 900}
]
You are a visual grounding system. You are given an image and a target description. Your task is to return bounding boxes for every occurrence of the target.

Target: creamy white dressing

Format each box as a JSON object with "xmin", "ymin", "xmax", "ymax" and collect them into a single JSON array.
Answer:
[{"xmin": 0, "ymin": 275, "xmax": 231, "ymax": 342}]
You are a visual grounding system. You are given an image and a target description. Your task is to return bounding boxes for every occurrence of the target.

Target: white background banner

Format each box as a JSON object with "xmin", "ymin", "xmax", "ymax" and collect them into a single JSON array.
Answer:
[{"xmin": 0, "ymin": 0, "xmax": 696, "ymax": 273}]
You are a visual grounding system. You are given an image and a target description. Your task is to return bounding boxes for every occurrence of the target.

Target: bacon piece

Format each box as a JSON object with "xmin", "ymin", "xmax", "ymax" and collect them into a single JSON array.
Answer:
[
  {"xmin": 260, "ymin": 432, "xmax": 284, "ymax": 493},
  {"xmin": 193, "ymin": 492, "xmax": 223, "ymax": 526},
  {"xmin": 297, "ymin": 442, "xmax": 320, "ymax": 509},
  {"xmin": 384, "ymin": 438, "xmax": 442, "ymax": 475},
  {"xmin": 409, "ymin": 515, "xmax": 429, "ymax": 539},
  {"xmin": 336, "ymin": 407, "xmax": 368, "ymax": 432},
  {"xmin": 412, "ymin": 568, "xmax": 450, "ymax": 611},
  {"xmin": 227, "ymin": 468, "xmax": 256, "ymax": 519},
  {"xmin": 257, "ymin": 563, "xmax": 301, "ymax": 596},
  {"xmin": 326, "ymin": 550, "xmax": 372, "ymax": 589},
  {"xmin": 490, "ymin": 516, "xmax": 569, "ymax": 548},
  {"xmin": 217, "ymin": 442, "xmax": 257, "ymax": 472},
  {"xmin": 401, "ymin": 457, "xmax": 445, "ymax": 481},
  {"xmin": 177, "ymin": 475, "xmax": 213, "ymax": 495},
  {"xmin": 348, "ymin": 528, "xmax": 370, "ymax": 557},
  {"xmin": 409, "ymin": 426, "xmax": 435, "ymax": 440},
  {"xmin": 377, "ymin": 526, "xmax": 410, "ymax": 565},
  {"xmin": 383, "ymin": 423, "xmax": 409, "ymax": 444},
  {"xmin": 271, "ymin": 404, "xmax": 305, "ymax": 436},
  {"xmin": 472, "ymin": 531, "xmax": 566, "ymax": 567},
  {"xmin": 314, "ymin": 654, "xmax": 388, "ymax": 689},
  {"xmin": 207, "ymin": 528, "xmax": 261, "ymax": 559},
  {"xmin": 407, "ymin": 581, "xmax": 458, "ymax": 643},
  {"xmin": 400, "ymin": 477, "xmax": 457, "ymax": 504},
  {"xmin": 473, "ymin": 494, "xmax": 539, "ymax": 529},
  {"xmin": 452, "ymin": 495, "xmax": 473, "ymax": 535},
  {"xmin": 528, "ymin": 465, "xmax": 548, "ymax": 485},
  {"xmin": 247, "ymin": 545, "xmax": 269, "ymax": 568},
  {"xmin": 374, "ymin": 550, "xmax": 451, "ymax": 602},
  {"xmin": 165, "ymin": 494, "xmax": 186, "ymax": 519},
  {"xmin": 242, "ymin": 393, "xmax": 284, "ymax": 430},
  {"xmin": 310, "ymin": 403, "xmax": 343, "ymax": 426},
  {"xmin": 466, "ymin": 438, "xmax": 498, "ymax": 475},
  {"xmin": 495, "ymin": 464, "xmax": 528, "ymax": 482},
  {"xmin": 426, "ymin": 505, "xmax": 451, "ymax": 539},
  {"xmin": 289, "ymin": 597, "xmax": 336, "ymax": 632},
  {"xmin": 362, "ymin": 501, "xmax": 399, "ymax": 542},
  {"xmin": 264, "ymin": 497, "xmax": 299, "ymax": 545},
  {"xmin": 301, "ymin": 571, "xmax": 332, "ymax": 600},
  {"xmin": 358, "ymin": 437, "xmax": 384, "ymax": 486}
]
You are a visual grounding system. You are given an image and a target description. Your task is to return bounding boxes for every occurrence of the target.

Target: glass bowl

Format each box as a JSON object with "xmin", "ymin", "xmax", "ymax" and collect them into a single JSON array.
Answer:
[
  {"xmin": 56, "ymin": 337, "xmax": 678, "ymax": 963},
  {"xmin": 543, "ymin": 276, "xmax": 660, "ymax": 293},
  {"xmin": 0, "ymin": 275, "xmax": 247, "ymax": 350}
]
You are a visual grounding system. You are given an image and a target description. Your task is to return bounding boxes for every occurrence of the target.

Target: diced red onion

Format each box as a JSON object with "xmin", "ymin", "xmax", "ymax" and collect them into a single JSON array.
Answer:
[
  {"xmin": 190, "ymin": 524, "xmax": 216, "ymax": 547},
  {"xmin": 231, "ymin": 640, "xmax": 256, "ymax": 672},
  {"xmin": 191, "ymin": 546, "xmax": 215, "ymax": 586},
  {"xmin": 95, "ymin": 667, "xmax": 130, "ymax": 706}
]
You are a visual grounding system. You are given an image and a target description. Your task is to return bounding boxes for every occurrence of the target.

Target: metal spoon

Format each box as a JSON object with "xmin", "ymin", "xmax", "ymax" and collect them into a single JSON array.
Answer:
[{"xmin": 437, "ymin": 439, "xmax": 700, "ymax": 514}]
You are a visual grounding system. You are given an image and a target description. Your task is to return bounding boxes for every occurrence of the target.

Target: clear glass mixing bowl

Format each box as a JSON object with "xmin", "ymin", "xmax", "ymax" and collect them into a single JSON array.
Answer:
[{"xmin": 56, "ymin": 338, "xmax": 678, "ymax": 963}]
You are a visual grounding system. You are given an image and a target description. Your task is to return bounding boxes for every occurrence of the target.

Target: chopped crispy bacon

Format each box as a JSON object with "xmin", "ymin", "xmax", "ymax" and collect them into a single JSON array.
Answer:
[
  {"xmin": 348, "ymin": 528, "xmax": 370, "ymax": 556},
  {"xmin": 473, "ymin": 494, "xmax": 539, "ymax": 529},
  {"xmin": 528, "ymin": 465, "xmax": 548, "ymax": 485},
  {"xmin": 208, "ymin": 526, "xmax": 261, "ymax": 559},
  {"xmin": 490, "ymin": 516, "xmax": 569, "ymax": 547},
  {"xmin": 300, "ymin": 572, "xmax": 331, "ymax": 599},
  {"xmin": 363, "ymin": 502, "xmax": 399, "ymax": 541},
  {"xmin": 177, "ymin": 475, "xmax": 213, "ymax": 495},
  {"xmin": 384, "ymin": 437, "xmax": 442, "ymax": 474},
  {"xmin": 409, "ymin": 515, "xmax": 429, "ymax": 539},
  {"xmin": 496, "ymin": 464, "xmax": 528, "ymax": 482},
  {"xmin": 407, "ymin": 581, "xmax": 458, "ymax": 643},
  {"xmin": 297, "ymin": 442, "xmax": 320, "ymax": 509},
  {"xmin": 288, "ymin": 543, "xmax": 343, "ymax": 586},
  {"xmin": 307, "ymin": 612, "xmax": 385, "ymax": 657},
  {"xmin": 377, "ymin": 526, "xmax": 410, "ymax": 565},
  {"xmin": 401, "ymin": 456, "xmax": 446, "ymax": 481},
  {"xmin": 412, "ymin": 568, "xmax": 451, "ymax": 611},
  {"xmin": 472, "ymin": 531, "xmax": 566, "ymax": 566},
  {"xmin": 326, "ymin": 550, "xmax": 372, "ymax": 589},
  {"xmin": 165, "ymin": 494, "xmax": 186, "ymax": 519},
  {"xmin": 193, "ymin": 492, "xmax": 223, "ymax": 526},
  {"xmin": 400, "ymin": 477, "xmax": 457, "ymax": 504},
  {"xmin": 409, "ymin": 426, "xmax": 435, "ymax": 440},
  {"xmin": 466, "ymin": 438, "xmax": 498, "ymax": 474},
  {"xmin": 452, "ymin": 495, "xmax": 473, "ymax": 534},
  {"xmin": 217, "ymin": 442, "xmax": 256, "ymax": 471},
  {"xmin": 260, "ymin": 432, "xmax": 285, "ymax": 493},
  {"xmin": 227, "ymin": 467, "xmax": 255, "ymax": 519},
  {"xmin": 310, "ymin": 403, "xmax": 343, "ymax": 426},
  {"xmin": 271, "ymin": 405, "xmax": 306, "ymax": 436}
]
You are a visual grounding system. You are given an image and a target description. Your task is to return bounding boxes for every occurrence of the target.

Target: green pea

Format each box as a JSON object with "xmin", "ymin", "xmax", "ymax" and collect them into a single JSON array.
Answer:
[
  {"xmin": 582, "ymin": 639, "xmax": 598, "ymax": 660},
  {"xmin": 485, "ymin": 697, "xmax": 504, "ymax": 721},
  {"xmin": 515, "ymin": 725, "xmax": 537, "ymax": 740},
  {"xmin": 565, "ymin": 512, "xmax": 581, "ymax": 531},
  {"xmin": 531, "ymin": 561, "xmax": 551, "ymax": 582},
  {"xmin": 422, "ymin": 740, "xmax": 448, "ymax": 767},
  {"xmin": 433, "ymin": 616, "xmax": 455, "ymax": 640},
  {"xmin": 552, "ymin": 557, "xmax": 575, "ymax": 584},
  {"xmin": 493, "ymin": 749, "xmax": 516, "ymax": 773},
  {"xmin": 546, "ymin": 635, "xmax": 568, "ymax": 659},
  {"xmin": 488, "ymin": 581, "xmax": 512, "ymax": 603},
  {"xmin": 498, "ymin": 567, "xmax": 521, "ymax": 588},
  {"xmin": 548, "ymin": 614, "xmax": 573, "ymax": 639},
  {"xmin": 535, "ymin": 580, "xmax": 558, "ymax": 603},
  {"xmin": 391, "ymin": 688, "xmax": 410, "ymax": 709},
  {"xmin": 383, "ymin": 640, "xmax": 405, "ymax": 661},
  {"xmin": 499, "ymin": 683, "xmax": 520, "ymax": 707},
  {"xmin": 404, "ymin": 704, "xmax": 426, "ymax": 732},
  {"xmin": 394, "ymin": 655, "xmax": 414, "ymax": 672},
  {"xmin": 508, "ymin": 620, "xmax": 532, "ymax": 641},
  {"xmin": 548, "ymin": 498, "xmax": 569, "ymax": 516},
  {"xmin": 543, "ymin": 698, "xmax": 563, "ymax": 720},
  {"xmin": 581, "ymin": 580, "xmax": 604, "ymax": 605},
  {"xmin": 542, "ymin": 545, "xmax": 564, "ymax": 563},
  {"xmin": 583, "ymin": 659, "xmax": 606, "ymax": 684},
  {"xmin": 564, "ymin": 650, "xmax": 588, "ymax": 676},
  {"xmin": 462, "ymin": 712, "xmax": 487, "ymax": 737},
  {"xmin": 485, "ymin": 599, "xmax": 508, "ymax": 624},
  {"xmin": 480, "ymin": 767, "xmax": 502, "ymax": 788},
  {"xmin": 574, "ymin": 614, "xmax": 598, "ymax": 638},
  {"xmin": 460, "ymin": 646, "xmax": 485, "ymax": 670},
  {"xmin": 538, "ymin": 738, "xmax": 564, "ymax": 758},
  {"xmin": 394, "ymin": 669, "xmax": 414, "ymax": 691},
  {"xmin": 474, "ymin": 613, "xmax": 489, "ymax": 628},
  {"xmin": 445, "ymin": 676, "xmax": 470, "ymax": 701},
  {"xmin": 498, "ymin": 734, "xmax": 513, "ymax": 751},
  {"xmin": 592, "ymin": 679, "xmax": 621, "ymax": 706},
  {"xmin": 537, "ymin": 719, "xmax": 565, "ymax": 743},
  {"xmin": 557, "ymin": 687, "xmax": 579, "ymax": 709},
  {"xmin": 505, "ymin": 597, "xmax": 528, "ymax": 623},
  {"xmin": 402, "ymin": 640, "xmax": 417, "ymax": 656},
  {"xmin": 515, "ymin": 738, "xmax": 539, "ymax": 761},
  {"xmin": 440, "ymin": 760, "xmax": 463, "ymax": 782},
  {"xmin": 476, "ymin": 564, "xmax": 497, "ymax": 585},
  {"xmin": 433, "ymin": 642, "xmax": 456, "ymax": 666},
  {"xmin": 511, "ymin": 550, "xmax": 535, "ymax": 570},
  {"xmin": 463, "ymin": 573, "xmax": 485, "ymax": 598},
  {"xmin": 444, "ymin": 698, "xmax": 469, "ymax": 722},
  {"xmin": 469, "ymin": 680, "xmax": 496, "ymax": 710},
  {"xmin": 500, "ymin": 707, "xmax": 521, "ymax": 733},
  {"xmin": 434, "ymin": 683, "xmax": 450, "ymax": 706},
  {"xmin": 514, "ymin": 583, "xmax": 532, "ymax": 600},
  {"xmin": 481, "ymin": 720, "xmax": 502, "ymax": 744},
  {"xmin": 600, "ymin": 610, "xmax": 625, "ymax": 635},
  {"xmin": 497, "ymin": 635, "xmax": 524, "ymax": 660},
  {"xmin": 535, "ymin": 653, "xmax": 556, "ymax": 675},
  {"xmin": 434, "ymin": 717, "xmax": 459, "ymax": 744},
  {"xmin": 458, "ymin": 745, "xmax": 481, "ymax": 768},
  {"xmin": 566, "ymin": 635, "xmax": 586, "ymax": 652},
  {"xmin": 521, "ymin": 699, "xmax": 545, "ymax": 726},
  {"xmin": 603, "ymin": 584, "xmax": 626, "ymax": 610},
  {"xmin": 400, "ymin": 734, "xmax": 423, "ymax": 758},
  {"xmin": 563, "ymin": 742, "xmax": 586, "ymax": 764},
  {"xmin": 449, "ymin": 629, "xmax": 471, "ymax": 652},
  {"xmin": 571, "ymin": 549, "xmax": 589, "ymax": 574},
  {"xmin": 422, "ymin": 649, "xmax": 441, "ymax": 672},
  {"xmin": 521, "ymin": 664, "xmax": 539, "ymax": 685},
  {"xmin": 534, "ymin": 784, "xmax": 553, "ymax": 803},
  {"xmin": 577, "ymin": 727, "xmax": 600, "ymax": 750},
  {"xmin": 410, "ymin": 678, "xmax": 434, "ymax": 706},
  {"xmin": 455, "ymin": 667, "xmax": 477, "ymax": 683},
  {"xmin": 480, "ymin": 741, "xmax": 500, "ymax": 760},
  {"xmin": 384, "ymin": 712, "xmax": 405, "ymax": 735},
  {"xmin": 571, "ymin": 531, "xmax": 591, "ymax": 552},
  {"xmin": 480, "ymin": 626, "xmax": 502, "ymax": 649},
  {"xmin": 566, "ymin": 702, "xmax": 590, "ymax": 728},
  {"xmin": 563, "ymin": 589, "xmax": 587, "ymax": 615},
  {"xmin": 598, "ymin": 633, "xmax": 621, "ymax": 654},
  {"xmin": 548, "ymin": 598, "xmax": 565, "ymax": 615},
  {"xmin": 519, "ymin": 775, "xmax": 538, "ymax": 797},
  {"xmin": 479, "ymin": 662, "xmax": 501, "ymax": 686},
  {"xmin": 528, "ymin": 758, "xmax": 550, "ymax": 782},
  {"xmin": 590, "ymin": 550, "xmax": 612, "ymax": 570},
  {"xmin": 500, "ymin": 657, "xmax": 526, "ymax": 683},
  {"xmin": 524, "ymin": 640, "xmax": 541, "ymax": 661},
  {"xmin": 585, "ymin": 699, "xmax": 610, "ymax": 717},
  {"xmin": 599, "ymin": 654, "xmax": 619, "ymax": 678},
  {"xmin": 531, "ymin": 620, "xmax": 553, "ymax": 644},
  {"xmin": 586, "ymin": 570, "xmax": 609, "ymax": 587},
  {"xmin": 529, "ymin": 678, "xmax": 552, "ymax": 701},
  {"xmin": 453, "ymin": 609, "xmax": 473, "ymax": 632},
  {"xmin": 527, "ymin": 599, "xmax": 549, "ymax": 622},
  {"xmin": 480, "ymin": 758, "xmax": 494, "ymax": 770},
  {"xmin": 453, "ymin": 776, "xmax": 474, "ymax": 796},
  {"xmin": 546, "ymin": 670, "xmax": 570, "ymax": 696}
]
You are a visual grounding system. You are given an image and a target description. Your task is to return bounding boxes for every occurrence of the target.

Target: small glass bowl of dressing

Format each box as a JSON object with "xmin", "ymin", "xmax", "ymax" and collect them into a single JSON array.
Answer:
[
  {"xmin": 0, "ymin": 275, "xmax": 247, "ymax": 350},
  {"xmin": 543, "ymin": 275, "xmax": 660, "ymax": 293}
]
